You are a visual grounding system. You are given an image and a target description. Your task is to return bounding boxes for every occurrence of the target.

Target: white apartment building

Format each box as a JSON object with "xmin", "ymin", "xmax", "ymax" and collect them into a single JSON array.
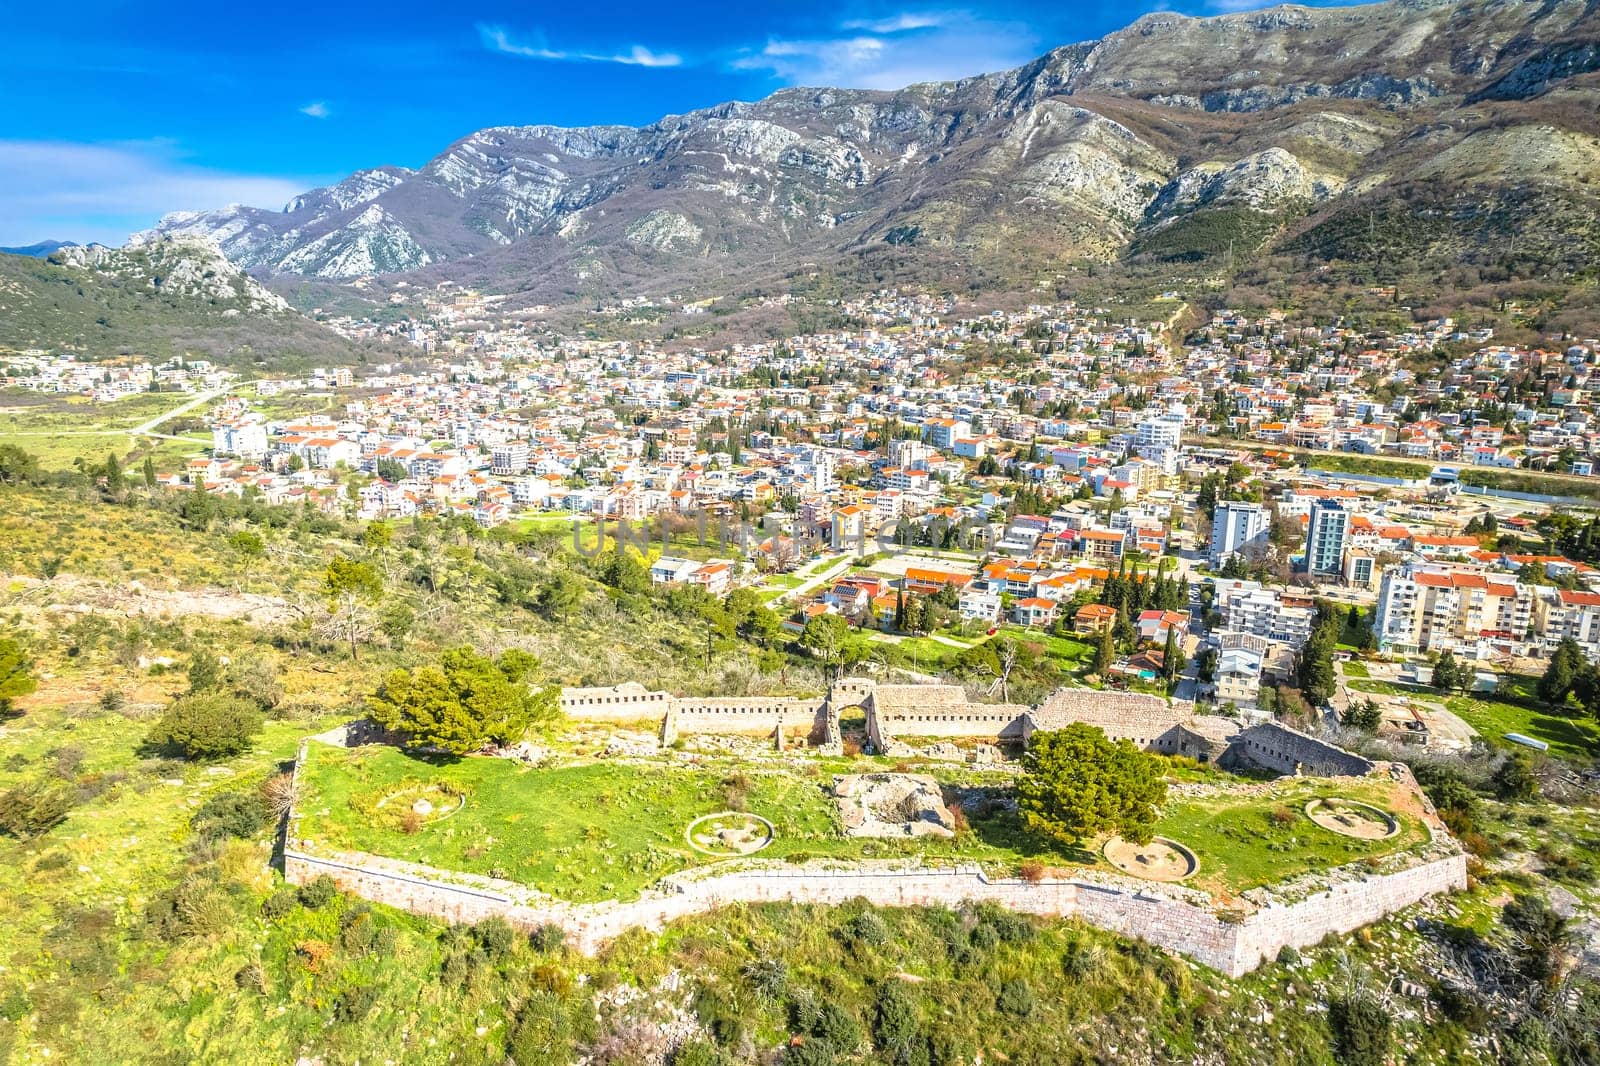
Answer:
[
  {"xmin": 1538, "ymin": 589, "xmax": 1600, "ymax": 661},
  {"xmin": 1213, "ymin": 578, "xmax": 1316, "ymax": 648},
  {"xmin": 1209, "ymin": 500, "xmax": 1270, "ymax": 567},
  {"xmin": 491, "ymin": 441, "xmax": 530, "ymax": 476}
]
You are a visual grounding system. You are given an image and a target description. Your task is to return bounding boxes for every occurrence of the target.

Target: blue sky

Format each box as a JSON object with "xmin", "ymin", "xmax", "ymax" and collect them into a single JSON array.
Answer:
[{"xmin": 1, "ymin": 0, "xmax": 1353, "ymax": 246}]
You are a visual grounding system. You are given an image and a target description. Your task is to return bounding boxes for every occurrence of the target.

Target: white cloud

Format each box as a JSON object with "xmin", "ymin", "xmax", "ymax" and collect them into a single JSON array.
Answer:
[
  {"xmin": 0, "ymin": 140, "xmax": 322, "ymax": 247},
  {"xmin": 299, "ymin": 101, "xmax": 331, "ymax": 119},
  {"xmin": 839, "ymin": 13, "xmax": 947, "ymax": 33},
  {"xmin": 731, "ymin": 11, "xmax": 1038, "ymax": 90},
  {"xmin": 478, "ymin": 24, "xmax": 682, "ymax": 68}
]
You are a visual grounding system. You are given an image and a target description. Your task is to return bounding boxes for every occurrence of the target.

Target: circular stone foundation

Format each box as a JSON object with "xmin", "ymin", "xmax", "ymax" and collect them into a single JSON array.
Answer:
[
  {"xmin": 373, "ymin": 785, "xmax": 465, "ymax": 828},
  {"xmin": 1102, "ymin": 836, "xmax": 1198, "ymax": 882},
  {"xmin": 685, "ymin": 811, "xmax": 775, "ymax": 856},
  {"xmin": 1305, "ymin": 798, "xmax": 1399, "ymax": 840}
]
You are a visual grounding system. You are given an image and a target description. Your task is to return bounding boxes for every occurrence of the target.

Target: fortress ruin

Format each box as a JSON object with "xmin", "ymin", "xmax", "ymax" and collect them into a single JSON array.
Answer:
[{"xmin": 559, "ymin": 678, "xmax": 1375, "ymax": 779}]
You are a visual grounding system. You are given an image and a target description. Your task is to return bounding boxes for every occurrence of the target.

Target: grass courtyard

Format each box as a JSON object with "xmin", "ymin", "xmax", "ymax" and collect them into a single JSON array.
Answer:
[{"xmin": 294, "ymin": 742, "xmax": 1435, "ymax": 905}]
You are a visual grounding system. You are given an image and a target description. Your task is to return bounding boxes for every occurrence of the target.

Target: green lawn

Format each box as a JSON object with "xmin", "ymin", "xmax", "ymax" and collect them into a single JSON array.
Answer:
[
  {"xmin": 1346, "ymin": 677, "xmax": 1600, "ymax": 762},
  {"xmin": 1160, "ymin": 777, "xmax": 1431, "ymax": 898},
  {"xmin": 296, "ymin": 743, "xmax": 1437, "ymax": 905},
  {"xmin": 1341, "ymin": 659, "xmax": 1370, "ymax": 678},
  {"xmin": 1002, "ymin": 626, "xmax": 1097, "ymax": 668}
]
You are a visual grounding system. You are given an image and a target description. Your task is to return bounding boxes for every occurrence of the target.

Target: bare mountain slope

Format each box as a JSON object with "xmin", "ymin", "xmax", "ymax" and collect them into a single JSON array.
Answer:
[{"xmin": 145, "ymin": 0, "xmax": 1600, "ymax": 298}]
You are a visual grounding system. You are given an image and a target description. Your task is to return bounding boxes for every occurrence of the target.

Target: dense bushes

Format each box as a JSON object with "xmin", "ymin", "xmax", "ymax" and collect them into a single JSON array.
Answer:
[
  {"xmin": 0, "ymin": 777, "xmax": 78, "ymax": 838},
  {"xmin": 191, "ymin": 789, "xmax": 270, "ymax": 840},
  {"xmin": 145, "ymin": 693, "xmax": 263, "ymax": 760}
]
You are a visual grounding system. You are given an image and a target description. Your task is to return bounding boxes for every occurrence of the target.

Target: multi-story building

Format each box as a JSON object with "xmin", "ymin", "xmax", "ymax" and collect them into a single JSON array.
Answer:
[
  {"xmin": 491, "ymin": 441, "xmax": 530, "ymax": 476},
  {"xmin": 1305, "ymin": 498, "xmax": 1351, "ymax": 577},
  {"xmin": 1539, "ymin": 589, "xmax": 1600, "ymax": 661},
  {"xmin": 1373, "ymin": 564, "xmax": 1535, "ymax": 657},
  {"xmin": 1213, "ymin": 579, "xmax": 1316, "ymax": 648},
  {"xmin": 1209, "ymin": 501, "xmax": 1270, "ymax": 567}
]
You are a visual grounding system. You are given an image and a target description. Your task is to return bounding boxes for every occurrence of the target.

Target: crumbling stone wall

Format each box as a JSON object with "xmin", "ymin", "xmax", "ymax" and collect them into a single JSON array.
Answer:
[
  {"xmin": 1227, "ymin": 722, "xmax": 1375, "ymax": 777},
  {"xmin": 559, "ymin": 683, "xmax": 672, "ymax": 721}
]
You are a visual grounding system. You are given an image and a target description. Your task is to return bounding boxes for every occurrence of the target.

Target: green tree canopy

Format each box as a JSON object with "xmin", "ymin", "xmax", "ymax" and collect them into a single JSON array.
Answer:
[
  {"xmin": 1537, "ymin": 637, "xmax": 1586, "ymax": 709},
  {"xmin": 367, "ymin": 647, "xmax": 558, "ymax": 755},
  {"xmin": 1017, "ymin": 724, "xmax": 1168, "ymax": 847},
  {"xmin": 146, "ymin": 693, "xmax": 264, "ymax": 761}
]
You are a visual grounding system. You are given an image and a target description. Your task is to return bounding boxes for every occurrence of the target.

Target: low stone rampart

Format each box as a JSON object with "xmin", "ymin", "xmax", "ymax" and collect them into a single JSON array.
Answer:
[
  {"xmin": 283, "ymin": 844, "xmax": 1466, "ymax": 978},
  {"xmin": 559, "ymin": 683, "xmax": 672, "ymax": 722},
  {"xmin": 672, "ymin": 696, "xmax": 827, "ymax": 736}
]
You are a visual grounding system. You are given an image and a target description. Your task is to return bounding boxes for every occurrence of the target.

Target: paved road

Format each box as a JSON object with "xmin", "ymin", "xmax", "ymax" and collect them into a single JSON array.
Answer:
[
  {"xmin": 131, "ymin": 386, "xmax": 233, "ymax": 435},
  {"xmin": 769, "ymin": 555, "xmax": 852, "ymax": 606}
]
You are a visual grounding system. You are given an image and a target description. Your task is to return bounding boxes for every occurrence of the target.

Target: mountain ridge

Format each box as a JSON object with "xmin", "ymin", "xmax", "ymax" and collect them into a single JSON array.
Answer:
[
  {"xmin": 0, "ymin": 236, "xmax": 371, "ymax": 368},
  {"xmin": 144, "ymin": 0, "xmax": 1600, "ymax": 300}
]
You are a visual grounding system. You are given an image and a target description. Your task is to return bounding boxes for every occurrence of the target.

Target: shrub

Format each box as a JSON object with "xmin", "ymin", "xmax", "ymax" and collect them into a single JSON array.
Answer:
[
  {"xmin": 340, "ymin": 909, "xmax": 377, "ymax": 955},
  {"xmin": 234, "ymin": 961, "xmax": 267, "ymax": 993},
  {"xmin": 529, "ymin": 923, "xmax": 566, "ymax": 954},
  {"xmin": 98, "ymin": 689, "xmax": 126, "ymax": 712},
  {"xmin": 968, "ymin": 923, "xmax": 998, "ymax": 951},
  {"xmin": 995, "ymin": 979, "xmax": 1035, "ymax": 1017},
  {"xmin": 1018, "ymin": 859, "xmax": 1047, "ymax": 883},
  {"xmin": 842, "ymin": 910, "xmax": 889, "ymax": 949},
  {"xmin": 192, "ymin": 789, "xmax": 270, "ymax": 840},
  {"xmin": 334, "ymin": 983, "xmax": 378, "ymax": 1022},
  {"xmin": 1061, "ymin": 941, "xmax": 1105, "ymax": 980},
  {"xmin": 297, "ymin": 875, "xmax": 338, "ymax": 910},
  {"xmin": 872, "ymin": 983, "xmax": 921, "ymax": 1053},
  {"xmin": 742, "ymin": 958, "xmax": 788, "ymax": 1003},
  {"xmin": 787, "ymin": 988, "xmax": 821, "ymax": 1033},
  {"xmin": 785, "ymin": 1038, "xmax": 836, "ymax": 1066},
  {"xmin": 0, "ymin": 778, "xmax": 78, "ymax": 838},
  {"xmin": 811, "ymin": 1003, "xmax": 862, "ymax": 1052},
  {"xmin": 1329, "ymin": 994, "xmax": 1391, "ymax": 1066},
  {"xmin": 1432, "ymin": 984, "xmax": 1488, "ymax": 1030},
  {"xmin": 262, "ymin": 888, "xmax": 298, "ymax": 920},
  {"xmin": 473, "ymin": 916, "xmax": 518, "ymax": 960},
  {"xmin": 670, "ymin": 1039, "xmax": 727, "ymax": 1066},
  {"xmin": 1493, "ymin": 753, "xmax": 1540, "ymax": 801},
  {"xmin": 229, "ymin": 657, "xmax": 284, "ymax": 712},
  {"xmin": 1276, "ymin": 945, "xmax": 1301, "ymax": 966},
  {"xmin": 186, "ymin": 650, "xmax": 223, "ymax": 693},
  {"xmin": 145, "ymin": 694, "xmax": 263, "ymax": 761}
]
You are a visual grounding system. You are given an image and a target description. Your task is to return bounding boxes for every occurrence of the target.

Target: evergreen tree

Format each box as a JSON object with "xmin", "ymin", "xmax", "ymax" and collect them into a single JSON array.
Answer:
[
  {"xmin": 1537, "ymin": 637, "xmax": 1585, "ymax": 708},
  {"xmin": 1092, "ymin": 625, "xmax": 1114, "ymax": 676},
  {"xmin": 1432, "ymin": 650, "xmax": 1462, "ymax": 694},
  {"xmin": 142, "ymin": 456, "xmax": 157, "ymax": 489},
  {"xmin": 1018, "ymin": 725, "xmax": 1168, "ymax": 846}
]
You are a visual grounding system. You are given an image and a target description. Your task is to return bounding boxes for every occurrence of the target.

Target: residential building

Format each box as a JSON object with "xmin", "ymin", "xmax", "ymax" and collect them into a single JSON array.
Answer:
[
  {"xmin": 1209, "ymin": 500, "xmax": 1269, "ymax": 567},
  {"xmin": 1306, "ymin": 498, "xmax": 1351, "ymax": 577}
]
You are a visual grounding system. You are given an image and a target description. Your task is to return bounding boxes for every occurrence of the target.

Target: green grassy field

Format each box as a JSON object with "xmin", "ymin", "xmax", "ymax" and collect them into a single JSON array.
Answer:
[
  {"xmin": 0, "ymin": 391, "xmax": 200, "ymax": 468},
  {"xmin": 1347, "ymin": 677, "xmax": 1600, "ymax": 762},
  {"xmin": 295, "ymin": 743, "xmax": 1434, "ymax": 904}
]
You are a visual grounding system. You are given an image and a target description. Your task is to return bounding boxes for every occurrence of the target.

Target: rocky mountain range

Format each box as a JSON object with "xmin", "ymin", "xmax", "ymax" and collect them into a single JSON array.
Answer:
[
  {"xmin": 0, "ymin": 236, "xmax": 365, "ymax": 368},
  {"xmin": 145, "ymin": 0, "xmax": 1600, "ymax": 301}
]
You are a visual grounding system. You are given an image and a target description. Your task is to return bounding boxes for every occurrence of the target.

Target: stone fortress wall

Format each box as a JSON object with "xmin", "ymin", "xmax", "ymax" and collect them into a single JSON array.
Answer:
[
  {"xmin": 282, "ymin": 840, "xmax": 1467, "ymax": 979},
  {"xmin": 562, "ymin": 677, "xmax": 1374, "ymax": 779},
  {"xmin": 284, "ymin": 675, "xmax": 1451, "ymax": 980}
]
